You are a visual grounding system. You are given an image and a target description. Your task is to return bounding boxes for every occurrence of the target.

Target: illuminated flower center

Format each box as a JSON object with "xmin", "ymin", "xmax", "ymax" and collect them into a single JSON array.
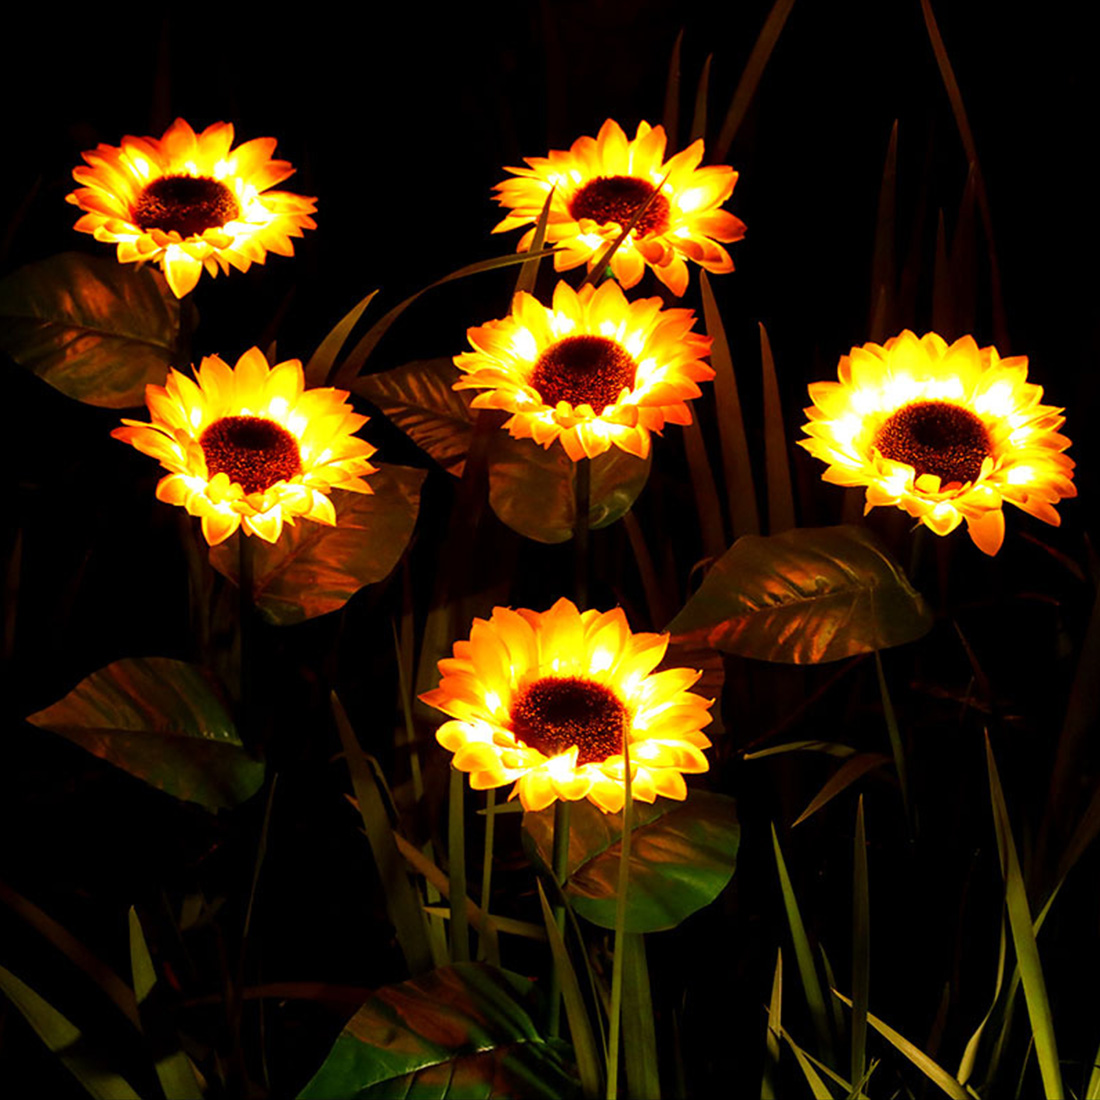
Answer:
[
  {"xmin": 510, "ymin": 677, "xmax": 626, "ymax": 765},
  {"xmin": 132, "ymin": 175, "xmax": 241, "ymax": 237},
  {"xmin": 529, "ymin": 335, "xmax": 637, "ymax": 411},
  {"xmin": 874, "ymin": 400, "xmax": 991, "ymax": 486},
  {"xmin": 200, "ymin": 416, "xmax": 302, "ymax": 494},
  {"xmin": 569, "ymin": 175, "xmax": 671, "ymax": 237}
]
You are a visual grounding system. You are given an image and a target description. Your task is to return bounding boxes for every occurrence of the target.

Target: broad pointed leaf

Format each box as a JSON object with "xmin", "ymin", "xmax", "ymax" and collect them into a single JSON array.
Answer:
[
  {"xmin": 27, "ymin": 657, "xmax": 261, "ymax": 811},
  {"xmin": 210, "ymin": 465, "xmax": 426, "ymax": 625},
  {"xmin": 0, "ymin": 252, "xmax": 184, "ymax": 407},
  {"xmin": 297, "ymin": 963, "xmax": 579, "ymax": 1100},
  {"xmin": 668, "ymin": 525, "xmax": 932, "ymax": 663},
  {"xmin": 353, "ymin": 359, "xmax": 475, "ymax": 477},
  {"xmin": 524, "ymin": 791, "xmax": 739, "ymax": 932},
  {"xmin": 488, "ymin": 435, "xmax": 651, "ymax": 544}
]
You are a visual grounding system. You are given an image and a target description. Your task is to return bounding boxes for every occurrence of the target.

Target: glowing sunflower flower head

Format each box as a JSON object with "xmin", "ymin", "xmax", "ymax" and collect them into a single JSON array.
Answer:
[
  {"xmin": 421, "ymin": 597, "xmax": 713, "ymax": 814},
  {"xmin": 493, "ymin": 118, "xmax": 745, "ymax": 296},
  {"xmin": 112, "ymin": 348, "xmax": 377, "ymax": 546},
  {"xmin": 454, "ymin": 279, "xmax": 714, "ymax": 461},
  {"xmin": 67, "ymin": 118, "xmax": 317, "ymax": 297},
  {"xmin": 799, "ymin": 330, "xmax": 1075, "ymax": 555}
]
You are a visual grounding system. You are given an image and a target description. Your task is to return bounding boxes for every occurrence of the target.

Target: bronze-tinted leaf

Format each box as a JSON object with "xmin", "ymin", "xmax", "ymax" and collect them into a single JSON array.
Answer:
[
  {"xmin": 297, "ymin": 963, "xmax": 579, "ymax": 1100},
  {"xmin": 668, "ymin": 525, "xmax": 932, "ymax": 664},
  {"xmin": 210, "ymin": 465, "xmax": 426, "ymax": 625},
  {"xmin": 26, "ymin": 658, "xmax": 262, "ymax": 811},
  {"xmin": 0, "ymin": 252, "xmax": 182, "ymax": 407},
  {"xmin": 524, "ymin": 791, "xmax": 739, "ymax": 933},
  {"xmin": 352, "ymin": 359, "xmax": 474, "ymax": 477},
  {"xmin": 488, "ymin": 435, "xmax": 651, "ymax": 544}
]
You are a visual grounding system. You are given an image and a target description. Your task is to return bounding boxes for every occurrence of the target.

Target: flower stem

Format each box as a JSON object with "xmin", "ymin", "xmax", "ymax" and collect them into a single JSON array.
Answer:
[
  {"xmin": 547, "ymin": 798, "xmax": 572, "ymax": 1037},
  {"xmin": 238, "ymin": 531, "xmax": 255, "ymax": 747},
  {"xmin": 575, "ymin": 457, "xmax": 591, "ymax": 610},
  {"xmin": 606, "ymin": 735, "xmax": 633, "ymax": 1099},
  {"xmin": 477, "ymin": 789, "xmax": 497, "ymax": 962},
  {"xmin": 448, "ymin": 766, "xmax": 469, "ymax": 962}
]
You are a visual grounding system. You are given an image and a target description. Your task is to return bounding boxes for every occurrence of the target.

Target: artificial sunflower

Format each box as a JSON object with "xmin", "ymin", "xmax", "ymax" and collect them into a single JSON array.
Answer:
[
  {"xmin": 454, "ymin": 279, "xmax": 713, "ymax": 461},
  {"xmin": 421, "ymin": 598, "xmax": 713, "ymax": 813},
  {"xmin": 67, "ymin": 118, "xmax": 317, "ymax": 297},
  {"xmin": 799, "ymin": 330, "xmax": 1075, "ymax": 555},
  {"xmin": 112, "ymin": 347, "xmax": 377, "ymax": 546},
  {"xmin": 492, "ymin": 118, "xmax": 745, "ymax": 296}
]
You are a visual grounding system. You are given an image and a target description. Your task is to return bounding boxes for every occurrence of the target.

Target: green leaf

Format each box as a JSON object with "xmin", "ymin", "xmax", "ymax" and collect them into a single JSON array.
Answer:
[
  {"xmin": 668, "ymin": 525, "xmax": 933, "ymax": 663},
  {"xmin": 353, "ymin": 359, "xmax": 475, "ymax": 477},
  {"xmin": 305, "ymin": 288, "xmax": 379, "ymax": 388},
  {"xmin": 956, "ymin": 915, "xmax": 1006, "ymax": 1086},
  {"xmin": 792, "ymin": 754, "xmax": 890, "ymax": 827},
  {"xmin": 488, "ymin": 435, "xmax": 651, "ymax": 544},
  {"xmin": 27, "ymin": 657, "xmax": 262, "ymax": 811},
  {"xmin": 128, "ymin": 909, "xmax": 202, "ymax": 1100},
  {"xmin": 524, "ymin": 792, "xmax": 739, "ymax": 933},
  {"xmin": 777, "ymin": 1023, "xmax": 836, "ymax": 1099},
  {"xmin": 622, "ymin": 933, "xmax": 660, "ymax": 1100},
  {"xmin": 762, "ymin": 949, "xmax": 782, "ymax": 1099},
  {"xmin": 210, "ymin": 465, "xmax": 425, "ymax": 625},
  {"xmin": 0, "ymin": 965, "xmax": 142, "ymax": 1100},
  {"xmin": 515, "ymin": 189, "xmax": 556, "ymax": 296},
  {"xmin": 0, "ymin": 252, "xmax": 183, "ymax": 408},
  {"xmin": 985, "ymin": 738, "xmax": 1063, "ymax": 1099},
  {"xmin": 297, "ymin": 963, "xmax": 580, "ymax": 1100}
]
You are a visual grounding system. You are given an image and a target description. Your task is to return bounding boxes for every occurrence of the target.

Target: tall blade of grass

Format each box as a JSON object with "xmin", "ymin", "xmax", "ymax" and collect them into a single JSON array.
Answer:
[
  {"xmin": 700, "ymin": 272, "xmax": 760, "ymax": 538},
  {"xmin": 792, "ymin": 754, "xmax": 890, "ymax": 827},
  {"xmin": 919, "ymin": 0, "xmax": 1008, "ymax": 349},
  {"xmin": 537, "ymin": 882, "xmax": 604, "ymax": 1100},
  {"xmin": 333, "ymin": 248, "xmax": 556, "ymax": 387},
  {"xmin": 623, "ymin": 512, "xmax": 669, "ymax": 627},
  {"xmin": 777, "ymin": 1024, "xmax": 837, "ymax": 1099},
  {"xmin": 689, "ymin": 54, "xmax": 714, "ymax": 144},
  {"xmin": 477, "ymin": 789, "xmax": 500, "ymax": 965},
  {"xmin": 580, "ymin": 173, "xmax": 670, "ymax": 291},
  {"xmin": 128, "ymin": 909, "xmax": 202, "ymax": 1100},
  {"xmin": 819, "ymin": 947, "xmax": 846, "ymax": 1046},
  {"xmin": 760, "ymin": 323, "xmax": 795, "ymax": 533},
  {"xmin": 1085, "ymin": 1034, "xmax": 1100, "ymax": 1099},
  {"xmin": 931, "ymin": 209, "xmax": 952, "ymax": 336},
  {"xmin": 867, "ymin": 122, "xmax": 898, "ymax": 342},
  {"xmin": 985, "ymin": 737, "xmax": 1063, "ymax": 1099},
  {"xmin": 745, "ymin": 741, "xmax": 857, "ymax": 761},
  {"xmin": 515, "ymin": 188, "xmax": 555, "ymax": 296},
  {"xmin": 332, "ymin": 693, "xmax": 433, "ymax": 975},
  {"xmin": 306, "ymin": 287, "xmax": 379, "ymax": 387},
  {"xmin": 662, "ymin": 29, "xmax": 684, "ymax": 151},
  {"xmin": 956, "ymin": 915, "xmax": 1006, "ymax": 1085},
  {"xmin": 0, "ymin": 966, "xmax": 142, "ymax": 1100},
  {"xmin": 606, "ymin": 736, "xmax": 634, "ymax": 1100},
  {"xmin": 762, "ymin": 948, "xmax": 783, "ymax": 1099},
  {"xmin": 772, "ymin": 824, "xmax": 833, "ymax": 1062},
  {"xmin": 1014, "ymin": 1036, "xmax": 1035, "ymax": 1100},
  {"xmin": 448, "ymin": 767, "xmax": 470, "ymax": 963},
  {"xmin": 851, "ymin": 798, "xmax": 869, "ymax": 1095},
  {"xmin": 682, "ymin": 418, "xmax": 727, "ymax": 561},
  {"xmin": 713, "ymin": 0, "xmax": 798, "ymax": 161},
  {"xmin": 875, "ymin": 652, "xmax": 912, "ymax": 833},
  {"xmin": 834, "ymin": 992, "xmax": 968, "ymax": 1099},
  {"xmin": 622, "ymin": 934, "xmax": 660, "ymax": 1100}
]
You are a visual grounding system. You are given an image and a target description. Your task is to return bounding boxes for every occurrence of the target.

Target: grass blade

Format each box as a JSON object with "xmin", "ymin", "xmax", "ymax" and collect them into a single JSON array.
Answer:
[
  {"xmin": 700, "ymin": 271, "xmax": 760, "ymax": 538},
  {"xmin": 760, "ymin": 323, "xmax": 795, "ymax": 533},
  {"xmin": 622, "ymin": 934, "xmax": 660, "ymax": 1100},
  {"xmin": 985, "ymin": 736, "xmax": 1063, "ymax": 1098},
  {"xmin": 332, "ymin": 693, "xmax": 433, "ymax": 975},
  {"xmin": 713, "ymin": 0, "xmax": 798, "ymax": 161},
  {"xmin": 792, "ymin": 755, "xmax": 890, "ymax": 828},
  {"xmin": 867, "ymin": 121, "xmax": 897, "ymax": 342},
  {"xmin": 1086, "ymin": 1034, "xmax": 1100, "ymax": 1099},
  {"xmin": 662, "ymin": 29, "xmax": 684, "ymax": 151},
  {"xmin": 745, "ymin": 741, "xmax": 857, "ymax": 761},
  {"xmin": 834, "ymin": 991, "xmax": 968, "ymax": 1099},
  {"xmin": 536, "ymin": 882, "xmax": 604, "ymax": 1099},
  {"xmin": 128, "ymin": 908, "xmax": 202, "ymax": 1100},
  {"xmin": 305, "ymin": 287, "xmax": 379, "ymax": 387},
  {"xmin": 772, "ymin": 824, "xmax": 833, "ymax": 1062},
  {"xmin": 689, "ymin": 54, "xmax": 714, "ymax": 145},
  {"xmin": 777, "ymin": 1023, "xmax": 836, "ymax": 1099},
  {"xmin": 851, "ymin": 798, "xmax": 869, "ymax": 1095},
  {"xmin": 579, "ymin": 173, "xmax": 670, "ymax": 291},
  {"xmin": 956, "ymin": 915, "xmax": 1006, "ymax": 1085},
  {"xmin": 762, "ymin": 948, "xmax": 782, "ymax": 1099},
  {"xmin": 448, "ymin": 766, "xmax": 469, "ymax": 963},
  {"xmin": 0, "ymin": 965, "xmax": 142, "ymax": 1100},
  {"xmin": 514, "ymin": 188, "xmax": 555, "ymax": 296},
  {"xmin": 682, "ymin": 417, "xmax": 727, "ymax": 561},
  {"xmin": 874, "ymin": 652, "xmax": 911, "ymax": 831}
]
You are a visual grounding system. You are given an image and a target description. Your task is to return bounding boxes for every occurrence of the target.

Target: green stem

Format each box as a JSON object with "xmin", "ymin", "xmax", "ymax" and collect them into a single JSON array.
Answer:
[
  {"xmin": 238, "ymin": 531, "xmax": 255, "ymax": 747},
  {"xmin": 575, "ymin": 458, "xmax": 591, "ymax": 610},
  {"xmin": 606, "ymin": 736, "xmax": 633, "ymax": 1099},
  {"xmin": 547, "ymin": 799, "xmax": 572, "ymax": 1037},
  {"xmin": 448, "ymin": 766, "xmax": 469, "ymax": 962},
  {"xmin": 477, "ymin": 789, "xmax": 497, "ymax": 962}
]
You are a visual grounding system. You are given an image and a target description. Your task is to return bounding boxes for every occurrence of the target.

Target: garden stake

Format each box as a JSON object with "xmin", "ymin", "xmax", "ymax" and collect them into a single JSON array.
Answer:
[{"xmin": 477, "ymin": 789, "xmax": 497, "ymax": 963}]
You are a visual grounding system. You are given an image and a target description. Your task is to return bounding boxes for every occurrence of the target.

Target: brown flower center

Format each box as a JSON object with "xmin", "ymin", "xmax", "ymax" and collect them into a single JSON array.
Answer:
[
  {"xmin": 529, "ymin": 335, "xmax": 636, "ymax": 411},
  {"xmin": 200, "ymin": 416, "xmax": 302, "ymax": 494},
  {"xmin": 132, "ymin": 175, "xmax": 240, "ymax": 237},
  {"xmin": 874, "ymin": 400, "xmax": 991, "ymax": 486},
  {"xmin": 510, "ymin": 676, "xmax": 626, "ymax": 765},
  {"xmin": 569, "ymin": 175, "xmax": 671, "ymax": 237}
]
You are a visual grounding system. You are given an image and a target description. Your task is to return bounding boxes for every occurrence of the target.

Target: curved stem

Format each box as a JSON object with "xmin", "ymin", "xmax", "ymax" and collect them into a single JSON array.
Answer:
[
  {"xmin": 547, "ymin": 799, "xmax": 572, "ymax": 1037},
  {"xmin": 606, "ymin": 735, "xmax": 633, "ymax": 1099}
]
